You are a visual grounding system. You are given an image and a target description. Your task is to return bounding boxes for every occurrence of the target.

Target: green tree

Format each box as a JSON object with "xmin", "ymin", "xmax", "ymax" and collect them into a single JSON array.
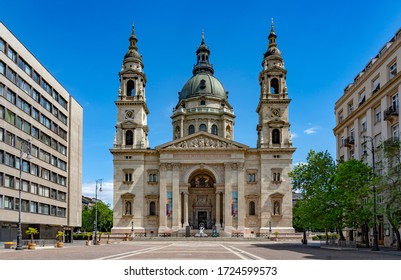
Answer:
[
  {"xmin": 290, "ymin": 150, "xmax": 339, "ymax": 239},
  {"xmin": 333, "ymin": 159, "xmax": 373, "ymax": 247},
  {"xmin": 377, "ymin": 138, "xmax": 401, "ymax": 250},
  {"xmin": 81, "ymin": 201, "xmax": 113, "ymax": 233}
]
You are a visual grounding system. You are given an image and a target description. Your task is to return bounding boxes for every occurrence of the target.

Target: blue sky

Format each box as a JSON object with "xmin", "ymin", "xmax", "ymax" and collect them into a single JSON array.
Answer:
[{"xmin": 1, "ymin": 0, "xmax": 401, "ymax": 206}]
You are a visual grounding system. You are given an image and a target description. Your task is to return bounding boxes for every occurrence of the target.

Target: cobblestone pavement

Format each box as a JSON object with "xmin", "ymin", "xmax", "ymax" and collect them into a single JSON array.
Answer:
[{"xmin": 1, "ymin": 240, "xmax": 401, "ymax": 260}]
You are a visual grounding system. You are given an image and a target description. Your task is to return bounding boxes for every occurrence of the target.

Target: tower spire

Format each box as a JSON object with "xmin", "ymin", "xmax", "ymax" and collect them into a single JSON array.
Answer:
[
  {"xmin": 271, "ymin": 18, "xmax": 275, "ymax": 33},
  {"xmin": 124, "ymin": 23, "xmax": 142, "ymax": 62},
  {"xmin": 268, "ymin": 18, "xmax": 277, "ymax": 48},
  {"xmin": 193, "ymin": 30, "xmax": 214, "ymax": 75}
]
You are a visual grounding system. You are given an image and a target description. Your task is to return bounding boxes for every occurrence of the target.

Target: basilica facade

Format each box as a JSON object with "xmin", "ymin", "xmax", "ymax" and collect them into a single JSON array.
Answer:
[{"xmin": 110, "ymin": 22, "xmax": 295, "ymax": 237}]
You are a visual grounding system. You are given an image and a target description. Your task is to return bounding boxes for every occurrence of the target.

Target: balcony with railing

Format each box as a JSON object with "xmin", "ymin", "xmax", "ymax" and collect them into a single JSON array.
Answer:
[
  {"xmin": 344, "ymin": 136, "xmax": 355, "ymax": 148},
  {"xmin": 383, "ymin": 105, "xmax": 399, "ymax": 122}
]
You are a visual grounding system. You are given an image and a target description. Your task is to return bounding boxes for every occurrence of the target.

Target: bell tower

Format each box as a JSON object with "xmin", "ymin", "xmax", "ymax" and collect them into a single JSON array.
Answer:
[
  {"xmin": 114, "ymin": 24, "xmax": 149, "ymax": 149},
  {"xmin": 256, "ymin": 19, "xmax": 292, "ymax": 149}
]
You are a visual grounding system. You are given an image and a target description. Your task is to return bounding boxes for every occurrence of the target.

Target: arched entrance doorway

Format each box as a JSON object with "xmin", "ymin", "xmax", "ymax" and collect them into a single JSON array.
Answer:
[{"xmin": 188, "ymin": 172, "xmax": 215, "ymax": 229}]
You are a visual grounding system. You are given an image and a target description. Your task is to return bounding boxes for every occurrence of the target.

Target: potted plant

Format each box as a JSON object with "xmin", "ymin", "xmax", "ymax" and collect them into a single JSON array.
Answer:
[
  {"xmin": 106, "ymin": 232, "xmax": 111, "ymax": 244},
  {"xmin": 273, "ymin": 231, "xmax": 279, "ymax": 241},
  {"xmin": 97, "ymin": 232, "xmax": 103, "ymax": 245},
  {"xmin": 56, "ymin": 231, "xmax": 64, "ymax": 248},
  {"xmin": 85, "ymin": 232, "xmax": 92, "ymax": 246},
  {"xmin": 124, "ymin": 233, "xmax": 130, "ymax": 241},
  {"xmin": 26, "ymin": 227, "xmax": 39, "ymax": 250}
]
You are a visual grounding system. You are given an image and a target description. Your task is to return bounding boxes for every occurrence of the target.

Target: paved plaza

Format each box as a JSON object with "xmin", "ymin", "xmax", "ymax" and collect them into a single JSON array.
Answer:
[{"xmin": 1, "ymin": 240, "xmax": 401, "ymax": 260}]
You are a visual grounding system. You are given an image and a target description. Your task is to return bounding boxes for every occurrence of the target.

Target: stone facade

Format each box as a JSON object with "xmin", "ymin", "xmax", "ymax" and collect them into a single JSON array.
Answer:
[{"xmin": 111, "ymin": 23, "xmax": 295, "ymax": 237}]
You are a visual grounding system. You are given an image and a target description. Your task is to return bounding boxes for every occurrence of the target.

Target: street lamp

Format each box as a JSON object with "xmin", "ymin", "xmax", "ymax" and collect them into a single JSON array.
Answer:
[
  {"xmin": 93, "ymin": 179, "xmax": 102, "ymax": 245},
  {"xmin": 268, "ymin": 220, "xmax": 272, "ymax": 239},
  {"xmin": 16, "ymin": 139, "xmax": 31, "ymax": 250},
  {"xmin": 363, "ymin": 136, "xmax": 380, "ymax": 251}
]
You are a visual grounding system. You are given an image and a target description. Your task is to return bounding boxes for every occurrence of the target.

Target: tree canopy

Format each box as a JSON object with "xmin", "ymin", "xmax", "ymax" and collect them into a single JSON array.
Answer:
[
  {"xmin": 291, "ymin": 150, "xmax": 374, "ymax": 246},
  {"xmin": 81, "ymin": 201, "xmax": 113, "ymax": 233}
]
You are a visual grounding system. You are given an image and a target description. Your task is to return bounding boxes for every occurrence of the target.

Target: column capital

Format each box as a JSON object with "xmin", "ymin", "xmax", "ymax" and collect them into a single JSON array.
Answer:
[
  {"xmin": 160, "ymin": 163, "xmax": 173, "ymax": 171},
  {"xmin": 173, "ymin": 163, "xmax": 181, "ymax": 170},
  {"xmin": 230, "ymin": 162, "xmax": 244, "ymax": 170}
]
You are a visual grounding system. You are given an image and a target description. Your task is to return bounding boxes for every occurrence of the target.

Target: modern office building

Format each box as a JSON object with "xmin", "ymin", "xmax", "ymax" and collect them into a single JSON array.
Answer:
[
  {"xmin": 111, "ymin": 23, "xmax": 295, "ymax": 237},
  {"xmin": 0, "ymin": 22, "xmax": 83, "ymax": 242},
  {"xmin": 334, "ymin": 27, "xmax": 401, "ymax": 246}
]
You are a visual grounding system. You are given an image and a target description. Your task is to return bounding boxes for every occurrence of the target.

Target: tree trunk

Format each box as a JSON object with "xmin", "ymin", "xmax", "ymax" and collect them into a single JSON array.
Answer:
[
  {"xmin": 394, "ymin": 228, "xmax": 401, "ymax": 251},
  {"xmin": 386, "ymin": 208, "xmax": 401, "ymax": 251},
  {"xmin": 362, "ymin": 222, "xmax": 370, "ymax": 248},
  {"xmin": 349, "ymin": 230, "xmax": 354, "ymax": 241},
  {"xmin": 339, "ymin": 229, "xmax": 345, "ymax": 241}
]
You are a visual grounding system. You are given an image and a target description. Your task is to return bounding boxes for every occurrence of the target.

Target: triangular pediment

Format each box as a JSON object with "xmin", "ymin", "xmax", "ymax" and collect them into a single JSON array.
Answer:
[
  {"xmin": 155, "ymin": 132, "xmax": 249, "ymax": 150},
  {"xmin": 118, "ymin": 120, "xmax": 138, "ymax": 129}
]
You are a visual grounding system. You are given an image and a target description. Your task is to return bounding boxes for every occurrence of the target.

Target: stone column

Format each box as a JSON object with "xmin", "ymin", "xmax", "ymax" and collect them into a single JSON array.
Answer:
[
  {"xmin": 172, "ymin": 163, "xmax": 180, "ymax": 230},
  {"xmin": 215, "ymin": 192, "xmax": 220, "ymax": 228},
  {"xmin": 259, "ymin": 155, "xmax": 270, "ymax": 233},
  {"xmin": 184, "ymin": 191, "xmax": 189, "ymax": 227},
  {"xmin": 224, "ymin": 163, "xmax": 233, "ymax": 232},
  {"xmin": 180, "ymin": 118, "xmax": 184, "ymax": 138},
  {"xmin": 158, "ymin": 163, "xmax": 168, "ymax": 232},
  {"xmin": 353, "ymin": 118, "xmax": 360, "ymax": 158},
  {"xmin": 237, "ymin": 163, "xmax": 245, "ymax": 231},
  {"xmin": 381, "ymin": 98, "xmax": 389, "ymax": 139}
]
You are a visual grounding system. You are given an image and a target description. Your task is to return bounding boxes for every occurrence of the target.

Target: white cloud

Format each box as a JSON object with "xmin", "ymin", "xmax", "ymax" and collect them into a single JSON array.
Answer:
[
  {"xmin": 291, "ymin": 132, "xmax": 298, "ymax": 139},
  {"xmin": 304, "ymin": 127, "xmax": 317, "ymax": 135},
  {"xmin": 82, "ymin": 181, "xmax": 113, "ymax": 207}
]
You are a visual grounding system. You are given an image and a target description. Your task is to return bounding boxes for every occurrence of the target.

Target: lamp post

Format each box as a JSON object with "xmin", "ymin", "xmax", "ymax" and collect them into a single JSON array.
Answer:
[
  {"xmin": 93, "ymin": 179, "xmax": 102, "ymax": 245},
  {"xmin": 268, "ymin": 220, "xmax": 272, "ymax": 239},
  {"xmin": 364, "ymin": 136, "xmax": 380, "ymax": 251},
  {"xmin": 16, "ymin": 139, "xmax": 31, "ymax": 250}
]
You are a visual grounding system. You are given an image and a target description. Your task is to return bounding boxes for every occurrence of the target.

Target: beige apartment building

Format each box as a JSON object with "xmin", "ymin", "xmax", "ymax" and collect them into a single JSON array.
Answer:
[
  {"xmin": 0, "ymin": 22, "xmax": 83, "ymax": 242},
  {"xmin": 110, "ymin": 23, "xmax": 295, "ymax": 237},
  {"xmin": 334, "ymin": 27, "xmax": 401, "ymax": 246}
]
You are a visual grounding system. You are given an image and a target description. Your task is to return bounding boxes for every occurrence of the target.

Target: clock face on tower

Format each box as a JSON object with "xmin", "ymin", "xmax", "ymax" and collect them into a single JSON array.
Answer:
[{"xmin": 125, "ymin": 110, "xmax": 134, "ymax": 119}]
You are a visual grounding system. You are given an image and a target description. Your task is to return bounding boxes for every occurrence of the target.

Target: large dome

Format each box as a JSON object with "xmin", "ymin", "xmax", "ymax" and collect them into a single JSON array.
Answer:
[{"xmin": 179, "ymin": 72, "xmax": 227, "ymax": 100}]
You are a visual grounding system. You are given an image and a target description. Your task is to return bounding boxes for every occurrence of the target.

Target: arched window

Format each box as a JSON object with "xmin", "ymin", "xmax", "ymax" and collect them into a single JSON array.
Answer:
[
  {"xmin": 199, "ymin": 124, "xmax": 207, "ymax": 132},
  {"xmin": 126, "ymin": 130, "xmax": 133, "ymax": 145},
  {"xmin": 149, "ymin": 201, "xmax": 156, "ymax": 216},
  {"xmin": 249, "ymin": 201, "xmax": 256, "ymax": 216},
  {"xmin": 272, "ymin": 129, "xmax": 280, "ymax": 144},
  {"xmin": 270, "ymin": 78, "xmax": 279, "ymax": 94},
  {"xmin": 188, "ymin": 125, "xmax": 195, "ymax": 135},
  {"xmin": 126, "ymin": 80, "xmax": 135, "ymax": 96},
  {"xmin": 211, "ymin": 124, "xmax": 218, "ymax": 135}
]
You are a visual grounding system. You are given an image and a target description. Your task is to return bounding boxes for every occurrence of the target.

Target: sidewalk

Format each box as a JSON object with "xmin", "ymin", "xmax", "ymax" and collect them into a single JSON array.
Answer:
[
  {"xmin": 0, "ymin": 240, "xmax": 87, "ymax": 251},
  {"xmin": 309, "ymin": 241, "xmax": 401, "ymax": 256}
]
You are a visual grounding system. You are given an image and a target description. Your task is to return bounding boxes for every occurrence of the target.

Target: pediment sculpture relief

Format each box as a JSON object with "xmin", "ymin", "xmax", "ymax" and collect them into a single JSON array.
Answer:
[{"xmin": 166, "ymin": 136, "xmax": 239, "ymax": 149}]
